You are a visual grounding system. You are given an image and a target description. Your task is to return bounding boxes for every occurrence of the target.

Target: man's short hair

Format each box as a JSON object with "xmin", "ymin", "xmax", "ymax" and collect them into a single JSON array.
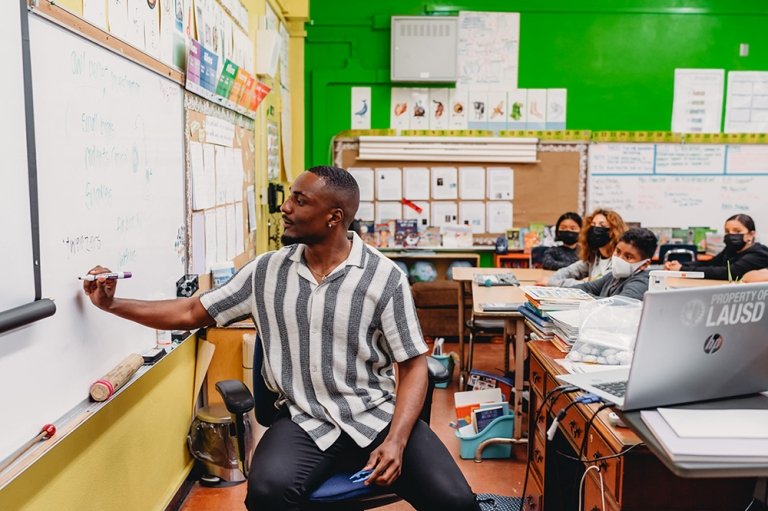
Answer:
[
  {"xmin": 620, "ymin": 227, "xmax": 658, "ymax": 260},
  {"xmin": 307, "ymin": 166, "xmax": 360, "ymax": 227}
]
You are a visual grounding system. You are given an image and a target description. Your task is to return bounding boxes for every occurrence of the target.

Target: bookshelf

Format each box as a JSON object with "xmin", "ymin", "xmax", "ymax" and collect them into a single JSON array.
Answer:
[{"xmin": 494, "ymin": 253, "xmax": 531, "ymax": 268}]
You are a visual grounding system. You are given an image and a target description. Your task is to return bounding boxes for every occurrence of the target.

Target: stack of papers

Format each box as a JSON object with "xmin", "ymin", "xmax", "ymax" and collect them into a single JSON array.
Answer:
[
  {"xmin": 547, "ymin": 309, "xmax": 583, "ymax": 349},
  {"xmin": 522, "ymin": 286, "xmax": 595, "ymax": 312},
  {"xmin": 641, "ymin": 406, "xmax": 768, "ymax": 464}
]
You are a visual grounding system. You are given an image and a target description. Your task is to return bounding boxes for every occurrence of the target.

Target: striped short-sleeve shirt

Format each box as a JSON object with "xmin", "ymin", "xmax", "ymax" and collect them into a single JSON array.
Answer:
[{"xmin": 200, "ymin": 232, "xmax": 428, "ymax": 450}]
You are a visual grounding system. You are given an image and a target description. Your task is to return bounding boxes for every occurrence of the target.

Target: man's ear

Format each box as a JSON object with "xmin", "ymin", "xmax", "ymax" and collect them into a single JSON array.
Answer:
[{"xmin": 328, "ymin": 208, "xmax": 344, "ymax": 228}]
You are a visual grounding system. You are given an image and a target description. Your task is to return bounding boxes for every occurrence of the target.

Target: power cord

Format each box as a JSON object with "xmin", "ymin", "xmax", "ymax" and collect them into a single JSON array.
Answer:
[
  {"xmin": 578, "ymin": 465, "xmax": 605, "ymax": 511},
  {"xmin": 519, "ymin": 384, "xmax": 580, "ymax": 510},
  {"xmin": 547, "ymin": 394, "xmax": 603, "ymax": 441},
  {"xmin": 578, "ymin": 403, "xmax": 612, "ymax": 461}
]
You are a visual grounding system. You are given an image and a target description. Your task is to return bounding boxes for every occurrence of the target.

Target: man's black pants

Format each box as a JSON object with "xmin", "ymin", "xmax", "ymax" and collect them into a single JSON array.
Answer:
[{"xmin": 245, "ymin": 412, "xmax": 481, "ymax": 511}]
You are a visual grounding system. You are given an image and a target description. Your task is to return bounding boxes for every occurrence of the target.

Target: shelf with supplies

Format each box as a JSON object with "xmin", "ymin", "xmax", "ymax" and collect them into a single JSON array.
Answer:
[{"xmin": 494, "ymin": 252, "xmax": 532, "ymax": 269}]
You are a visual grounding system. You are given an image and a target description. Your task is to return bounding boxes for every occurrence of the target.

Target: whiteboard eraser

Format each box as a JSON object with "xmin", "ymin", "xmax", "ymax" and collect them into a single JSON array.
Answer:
[{"xmin": 142, "ymin": 347, "xmax": 167, "ymax": 365}]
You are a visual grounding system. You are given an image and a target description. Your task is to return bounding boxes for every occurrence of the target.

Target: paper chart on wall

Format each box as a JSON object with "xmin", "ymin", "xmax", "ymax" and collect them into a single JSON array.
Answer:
[
  {"xmin": 431, "ymin": 166, "xmax": 458, "ymax": 199},
  {"xmin": 356, "ymin": 202, "xmax": 374, "ymax": 222},
  {"xmin": 487, "ymin": 167, "xmax": 514, "ymax": 200},
  {"xmin": 403, "ymin": 201, "xmax": 430, "ymax": 232},
  {"xmin": 191, "ymin": 211, "xmax": 206, "ymax": 276},
  {"xmin": 351, "ymin": 87, "xmax": 371, "ymax": 130},
  {"xmin": 235, "ymin": 202, "xmax": 244, "ymax": 254},
  {"xmin": 487, "ymin": 201, "xmax": 513, "ymax": 233},
  {"xmin": 391, "ymin": 87, "xmax": 411, "ymax": 130},
  {"xmin": 204, "ymin": 209, "xmax": 217, "ymax": 270},
  {"xmin": 456, "ymin": 11, "xmax": 519, "ymax": 90},
  {"xmin": 349, "ymin": 167, "xmax": 374, "ymax": 201},
  {"xmin": 214, "ymin": 146, "xmax": 230, "ymax": 205},
  {"xmin": 725, "ymin": 71, "xmax": 768, "ymax": 133},
  {"xmin": 246, "ymin": 186, "xmax": 257, "ymax": 232},
  {"xmin": 431, "ymin": 201, "xmax": 458, "ymax": 228},
  {"xmin": 375, "ymin": 202, "xmax": 402, "ymax": 223},
  {"xmin": 672, "ymin": 69, "xmax": 724, "ymax": 133},
  {"xmin": 449, "ymin": 89, "xmax": 468, "ymax": 129},
  {"xmin": 375, "ymin": 167, "xmax": 403, "ymax": 201},
  {"xmin": 546, "ymin": 88, "xmax": 567, "ymax": 130},
  {"xmin": 429, "ymin": 89, "xmax": 449, "ymax": 130},
  {"xmin": 410, "ymin": 88, "xmax": 430, "ymax": 130},
  {"xmin": 459, "ymin": 201, "xmax": 486, "ymax": 233},
  {"xmin": 459, "ymin": 166, "xmax": 486, "ymax": 200},
  {"xmin": 189, "ymin": 141, "xmax": 207, "ymax": 210},
  {"xmin": 403, "ymin": 167, "xmax": 430, "ymax": 200},
  {"xmin": 226, "ymin": 204, "xmax": 237, "ymax": 261},
  {"xmin": 215, "ymin": 207, "xmax": 227, "ymax": 263}
]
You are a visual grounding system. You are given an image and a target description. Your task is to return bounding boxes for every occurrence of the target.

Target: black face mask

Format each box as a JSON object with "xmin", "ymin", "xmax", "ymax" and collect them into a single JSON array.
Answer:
[
  {"xmin": 724, "ymin": 233, "xmax": 747, "ymax": 251},
  {"xmin": 587, "ymin": 226, "xmax": 611, "ymax": 249},
  {"xmin": 556, "ymin": 230, "xmax": 579, "ymax": 246}
]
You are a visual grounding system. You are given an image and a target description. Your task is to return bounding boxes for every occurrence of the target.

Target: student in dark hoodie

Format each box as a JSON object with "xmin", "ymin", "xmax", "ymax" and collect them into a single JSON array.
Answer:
[
  {"xmin": 542, "ymin": 212, "xmax": 582, "ymax": 270},
  {"xmin": 665, "ymin": 214, "xmax": 768, "ymax": 281},
  {"xmin": 575, "ymin": 228, "xmax": 658, "ymax": 301}
]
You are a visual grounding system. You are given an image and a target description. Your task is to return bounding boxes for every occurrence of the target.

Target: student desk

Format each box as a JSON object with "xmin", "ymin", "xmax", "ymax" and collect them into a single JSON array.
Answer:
[
  {"xmin": 451, "ymin": 267, "xmax": 550, "ymax": 381},
  {"xmin": 527, "ymin": 340, "xmax": 755, "ymax": 510},
  {"xmin": 451, "ymin": 268, "xmax": 552, "ymax": 446}
]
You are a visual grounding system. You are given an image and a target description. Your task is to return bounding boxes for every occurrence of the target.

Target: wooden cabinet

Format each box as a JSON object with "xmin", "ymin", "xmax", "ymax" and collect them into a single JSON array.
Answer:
[
  {"xmin": 528, "ymin": 341, "xmax": 755, "ymax": 511},
  {"xmin": 382, "ymin": 250, "xmax": 482, "ymax": 281}
]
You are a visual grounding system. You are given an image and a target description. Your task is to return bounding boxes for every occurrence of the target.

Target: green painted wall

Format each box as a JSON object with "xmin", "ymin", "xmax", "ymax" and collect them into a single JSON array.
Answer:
[{"xmin": 305, "ymin": 1, "xmax": 768, "ymax": 167}]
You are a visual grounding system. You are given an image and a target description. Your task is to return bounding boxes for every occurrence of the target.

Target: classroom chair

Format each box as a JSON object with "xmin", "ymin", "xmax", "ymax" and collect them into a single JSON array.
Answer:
[
  {"xmin": 215, "ymin": 337, "xmax": 450, "ymax": 510},
  {"xmin": 463, "ymin": 317, "xmax": 505, "ymax": 390},
  {"xmin": 659, "ymin": 243, "xmax": 697, "ymax": 264}
]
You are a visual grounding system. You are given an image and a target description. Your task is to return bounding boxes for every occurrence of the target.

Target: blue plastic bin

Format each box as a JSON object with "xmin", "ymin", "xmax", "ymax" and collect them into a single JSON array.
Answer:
[
  {"xmin": 455, "ymin": 414, "xmax": 515, "ymax": 459},
  {"xmin": 429, "ymin": 354, "xmax": 454, "ymax": 388}
]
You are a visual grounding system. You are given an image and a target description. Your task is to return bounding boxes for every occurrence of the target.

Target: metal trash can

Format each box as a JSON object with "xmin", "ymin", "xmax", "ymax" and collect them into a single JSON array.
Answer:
[{"xmin": 187, "ymin": 403, "xmax": 254, "ymax": 486}]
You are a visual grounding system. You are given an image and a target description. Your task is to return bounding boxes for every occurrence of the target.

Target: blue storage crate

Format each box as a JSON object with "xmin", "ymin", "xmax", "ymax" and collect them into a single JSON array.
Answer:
[
  {"xmin": 455, "ymin": 414, "xmax": 515, "ymax": 459},
  {"xmin": 429, "ymin": 354, "xmax": 454, "ymax": 388}
]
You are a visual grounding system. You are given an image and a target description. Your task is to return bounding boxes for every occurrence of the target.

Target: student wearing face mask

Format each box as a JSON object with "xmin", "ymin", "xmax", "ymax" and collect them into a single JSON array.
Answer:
[
  {"xmin": 665, "ymin": 214, "xmax": 768, "ymax": 280},
  {"xmin": 575, "ymin": 228, "xmax": 658, "ymax": 301},
  {"xmin": 539, "ymin": 209, "xmax": 626, "ymax": 287},
  {"xmin": 542, "ymin": 212, "xmax": 583, "ymax": 270}
]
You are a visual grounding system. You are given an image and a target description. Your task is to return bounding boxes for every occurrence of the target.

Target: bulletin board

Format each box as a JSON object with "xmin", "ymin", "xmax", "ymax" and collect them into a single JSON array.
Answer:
[
  {"xmin": 184, "ymin": 93, "xmax": 256, "ymax": 289},
  {"xmin": 333, "ymin": 136, "xmax": 586, "ymax": 231}
]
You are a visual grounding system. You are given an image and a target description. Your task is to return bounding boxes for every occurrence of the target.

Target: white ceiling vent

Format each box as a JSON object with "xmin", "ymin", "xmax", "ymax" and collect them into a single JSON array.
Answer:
[{"xmin": 391, "ymin": 16, "xmax": 457, "ymax": 83}]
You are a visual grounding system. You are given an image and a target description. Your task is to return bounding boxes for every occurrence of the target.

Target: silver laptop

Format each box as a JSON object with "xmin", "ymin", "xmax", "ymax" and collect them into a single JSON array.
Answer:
[{"xmin": 557, "ymin": 282, "xmax": 768, "ymax": 410}]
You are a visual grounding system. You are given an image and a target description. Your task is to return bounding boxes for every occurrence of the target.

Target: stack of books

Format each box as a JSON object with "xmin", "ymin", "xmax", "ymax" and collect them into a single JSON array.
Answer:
[
  {"xmin": 547, "ymin": 309, "xmax": 583, "ymax": 352},
  {"xmin": 522, "ymin": 286, "xmax": 595, "ymax": 312},
  {"xmin": 640, "ymin": 404, "xmax": 768, "ymax": 466},
  {"xmin": 517, "ymin": 302, "xmax": 554, "ymax": 340}
]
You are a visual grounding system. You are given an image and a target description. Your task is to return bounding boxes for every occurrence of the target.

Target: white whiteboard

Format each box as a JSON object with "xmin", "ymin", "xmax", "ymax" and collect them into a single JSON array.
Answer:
[
  {"xmin": 587, "ymin": 143, "xmax": 768, "ymax": 234},
  {"xmin": 0, "ymin": 0, "xmax": 35, "ymax": 311},
  {"xmin": 0, "ymin": 15, "xmax": 185, "ymax": 462}
]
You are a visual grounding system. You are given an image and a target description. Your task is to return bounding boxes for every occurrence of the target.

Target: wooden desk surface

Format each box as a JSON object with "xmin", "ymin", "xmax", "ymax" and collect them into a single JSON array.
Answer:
[
  {"xmin": 525, "ymin": 340, "xmax": 755, "ymax": 510},
  {"xmin": 528, "ymin": 340, "xmax": 641, "ymax": 452}
]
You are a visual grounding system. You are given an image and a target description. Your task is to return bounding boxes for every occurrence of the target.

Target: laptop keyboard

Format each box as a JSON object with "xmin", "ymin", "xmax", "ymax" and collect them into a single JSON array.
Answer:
[{"xmin": 593, "ymin": 380, "xmax": 628, "ymax": 398}]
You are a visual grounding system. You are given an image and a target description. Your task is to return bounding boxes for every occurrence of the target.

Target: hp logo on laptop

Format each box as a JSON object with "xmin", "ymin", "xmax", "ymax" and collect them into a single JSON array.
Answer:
[{"xmin": 703, "ymin": 333, "xmax": 724, "ymax": 354}]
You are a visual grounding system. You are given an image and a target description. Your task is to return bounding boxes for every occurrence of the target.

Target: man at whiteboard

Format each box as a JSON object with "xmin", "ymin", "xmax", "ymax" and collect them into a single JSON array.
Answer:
[{"xmin": 83, "ymin": 166, "xmax": 480, "ymax": 511}]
